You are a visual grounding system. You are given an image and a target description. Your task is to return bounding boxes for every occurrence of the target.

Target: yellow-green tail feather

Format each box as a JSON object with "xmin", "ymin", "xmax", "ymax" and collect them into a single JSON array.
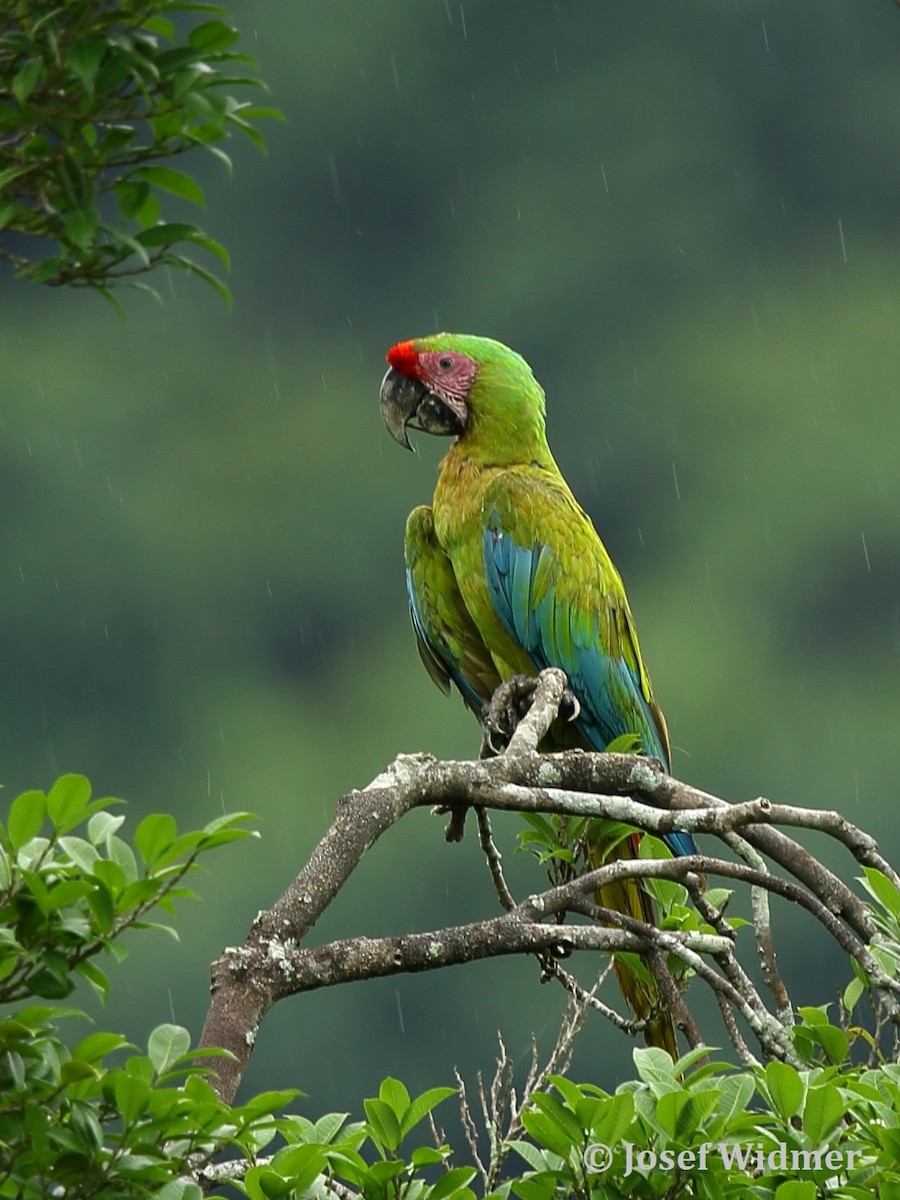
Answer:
[{"xmin": 591, "ymin": 836, "xmax": 678, "ymax": 1057}]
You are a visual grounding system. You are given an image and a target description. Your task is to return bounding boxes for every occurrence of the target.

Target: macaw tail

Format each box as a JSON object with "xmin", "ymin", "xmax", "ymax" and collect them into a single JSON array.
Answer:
[{"xmin": 590, "ymin": 832, "xmax": 678, "ymax": 1057}]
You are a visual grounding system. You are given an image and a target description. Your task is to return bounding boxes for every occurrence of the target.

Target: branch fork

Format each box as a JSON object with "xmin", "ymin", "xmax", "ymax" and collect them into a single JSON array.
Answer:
[{"xmin": 199, "ymin": 669, "xmax": 899, "ymax": 1104}]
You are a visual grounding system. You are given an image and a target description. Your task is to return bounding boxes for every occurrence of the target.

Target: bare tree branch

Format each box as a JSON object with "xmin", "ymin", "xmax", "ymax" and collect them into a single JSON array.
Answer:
[{"xmin": 199, "ymin": 669, "xmax": 900, "ymax": 1107}]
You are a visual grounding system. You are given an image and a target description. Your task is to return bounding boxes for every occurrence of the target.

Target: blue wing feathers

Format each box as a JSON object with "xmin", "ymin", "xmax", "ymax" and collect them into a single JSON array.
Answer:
[{"xmin": 483, "ymin": 512, "xmax": 697, "ymax": 858}]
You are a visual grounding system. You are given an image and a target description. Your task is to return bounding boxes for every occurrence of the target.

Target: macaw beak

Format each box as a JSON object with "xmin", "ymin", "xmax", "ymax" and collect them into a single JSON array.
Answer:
[
  {"xmin": 380, "ymin": 367, "xmax": 468, "ymax": 451},
  {"xmin": 379, "ymin": 367, "xmax": 424, "ymax": 451}
]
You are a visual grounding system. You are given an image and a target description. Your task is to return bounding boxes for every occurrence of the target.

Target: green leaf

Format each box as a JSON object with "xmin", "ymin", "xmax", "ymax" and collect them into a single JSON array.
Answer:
[
  {"xmin": 797, "ymin": 1005, "xmax": 829, "ymax": 1027},
  {"xmin": 68, "ymin": 39, "xmax": 107, "ymax": 92},
  {"xmin": 75, "ymin": 958, "xmax": 110, "ymax": 1000},
  {"xmin": 273, "ymin": 1143, "xmax": 326, "ymax": 1192},
  {"xmin": 184, "ymin": 230, "xmax": 230, "ymax": 267},
  {"xmin": 116, "ymin": 180, "xmax": 152, "ymax": 221},
  {"xmin": 546, "ymin": 1075, "xmax": 584, "ymax": 1111},
  {"xmin": 48, "ymin": 775, "xmax": 92, "ymax": 830},
  {"xmin": 765, "ymin": 1060, "xmax": 805, "ymax": 1121},
  {"xmin": 238, "ymin": 1087, "xmax": 300, "ymax": 1118},
  {"xmin": 410, "ymin": 1147, "xmax": 448, "ymax": 1167},
  {"xmin": 673, "ymin": 1045, "xmax": 720, "ymax": 1077},
  {"xmin": 520, "ymin": 1107, "xmax": 573, "ymax": 1160},
  {"xmin": 47, "ymin": 880, "xmax": 93, "ymax": 914},
  {"xmin": 666, "ymin": 1087, "xmax": 721, "ymax": 1140},
  {"xmin": 591, "ymin": 1092, "xmax": 635, "ymax": 1147},
  {"xmin": 869, "ymin": 943, "xmax": 900, "ymax": 977},
  {"xmin": 203, "ymin": 810, "xmax": 256, "ymax": 835},
  {"xmin": 8, "ymin": 790, "xmax": 46, "ymax": 848},
  {"xmin": 429, "ymin": 1167, "xmax": 478, "ymax": 1199},
  {"xmin": 164, "ymin": 253, "xmax": 233, "ymax": 307},
  {"xmin": 240, "ymin": 1165, "xmax": 271, "ymax": 1200},
  {"xmin": 0, "ymin": 165, "xmax": 33, "ymax": 192},
  {"xmin": 714, "ymin": 1073, "xmax": 756, "ymax": 1130},
  {"xmin": 0, "ymin": 202, "xmax": 22, "ymax": 232},
  {"xmin": 114, "ymin": 1071, "xmax": 151, "ymax": 1122},
  {"xmin": 774, "ymin": 1183, "xmax": 817, "ymax": 1200},
  {"xmin": 20, "ymin": 862, "xmax": 52, "ymax": 909},
  {"xmin": 105, "ymin": 228, "xmax": 153, "ymax": 270},
  {"xmin": 87, "ymin": 812, "xmax": 127, "ymax": 847},
  {"xmin": 12, "ymin": 59, "xmax": 42, "ymax": 106},
  {"xmin": 655, "ymin": 1089, "xmax": 689, "ymax": 1138},
  {"xmin": 70, "ymin": 1098, "xmax": 104, "ymax": 1150},
  {"xmin": 29, "ymin": 256, "xmax": 66, "ymax": 284},
  {"xmin": 156, "ymin": 1182, "xmax": 203, "ymax": 1200},
  {"xmin": 138, "ymin": 166, "xmax": 206, "ymax": 208},
  {"xmin": 513, "ymin": 1179, "xmax": 557, "ymax": 1200},
  {"xmin": 134, "ymin": 190, "xmax": 162, "ymax": 229},
  {"xmin": 812, "ymin": 1022, "xmax": 849, "ymax": 1064},
  {"xmin": 843, "ymin": 976, "xmax": 865, "ymax": 1013},
  {"xmin": 368, "ymin": 1160, "xmax": 406, "ymax": 1185},
  {"xmin": 201, "ymin": 141, "xmax": 234, "ymax": 174},
  {"xmin": 60, "ymin": 1058, "xmax": 99, "ymax": 1085},
  {"xmin": 313, "ymin": 1111, "xmax": 350, "ymax": 1142},
  {"xmin": 118, "ymin": 878, "xmax": 163, "ymax": 912},
  {"xmin": 86, "ymin": 880, "xmax": 116, "ymax": 932},
  {"xmin": 143, "ymin": 16, "xmax": 176, "ymax": 39},
  {"xmin": 29, "ymin": 952, "xmax": 76, "ymax": 999},
  {"xmin": 605, "ymin": 732, "xmax": 643, "ymax": 754},
  {"xmin": 59, "ymin": 836, "xmax": 99, "ymax": 873},
  {"xmin": 135, "ymin": 813, "xmax": 178, "ymax": 867},
  {"xmin": 136, "ymin": 222, "xmax": 203, "ymax": 248},
  {"xmin": 74, "ymin": 1031, "xmax": 130, "ymax": 1063},
  {"xmin": 529, "ymin": 1092, "xmax": 584, "ymax": 1146},
  {"xmin": 6, "ymin": 1050, "xmax": 25, "ymax": 1086},
  {"xmin": 400, "ymin": 1085, "xmax": 456, "ymax": 1136},
  {"xmin": 239, "ymin": 106, "xmax": 287, "ymax": 122},
  {"xmin": 92, "ymin": 859, "xmax": 126, "ymax": 898},
  {"xmin": 363, "ymin": 1097, "xmax": 402, "ymax": 1153},
  {"xmin": 107, "ymin": 836, "xmax": 139, "ymax": 883},
  {"xmin": 507, "ymin": 1138, "xmax": 550, "ymax": 1173},
  {"xmin": 802, "ymin": 1082, "xmax": 844, "ymax": 1145},
  {"xmin": 860, "ymin": 868, "xmax": 900, "ymax": 922},
  {"xmin": 148, "ymin": 1023, "xmax": 191, "ymax": 1073},
  {"xmin": 632, "ymin": 1046, "xmax": 678, "ymax": 1094},
  {"xmin": 188, "ymin": 20, "xmax": 239, "ymax": 52}
]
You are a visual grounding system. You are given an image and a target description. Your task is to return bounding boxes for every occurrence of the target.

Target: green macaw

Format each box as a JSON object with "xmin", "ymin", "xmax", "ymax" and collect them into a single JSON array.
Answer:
[{"xmin": 379, "ymin": 333, "xmax": 695, "ymax": 1054}]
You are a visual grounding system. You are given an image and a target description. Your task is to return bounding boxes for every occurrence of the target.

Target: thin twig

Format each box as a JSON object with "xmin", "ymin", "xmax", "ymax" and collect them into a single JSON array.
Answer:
[{"xmin": 476, "ymin": 808, "xmax": 516, "ymax": 911}]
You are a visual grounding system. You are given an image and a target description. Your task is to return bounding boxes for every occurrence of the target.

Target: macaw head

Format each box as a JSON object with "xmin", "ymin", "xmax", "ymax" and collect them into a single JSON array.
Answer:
[{"xmin": 379, "ymin": 333, "xmax": 549, "ymax": 463}]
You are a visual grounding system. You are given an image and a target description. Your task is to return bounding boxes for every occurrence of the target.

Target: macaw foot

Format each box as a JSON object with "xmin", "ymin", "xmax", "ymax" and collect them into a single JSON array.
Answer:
[
  {"xmin": 480, "ymin": 673, "xmax": 580, "ymax": 757},
  {"xmin": 480, "ymin": 674, "xmax": 538, "ymax": 757}
]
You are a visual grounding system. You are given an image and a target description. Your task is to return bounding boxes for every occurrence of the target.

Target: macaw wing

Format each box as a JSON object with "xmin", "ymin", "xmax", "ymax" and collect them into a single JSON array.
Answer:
[
  {"xmin": 405, "ymin": 505, "xmax": 502, "ymax": 716},
  {"xmin": 480, "ymin": 474, "xmax": 696, "ymax": 858}
]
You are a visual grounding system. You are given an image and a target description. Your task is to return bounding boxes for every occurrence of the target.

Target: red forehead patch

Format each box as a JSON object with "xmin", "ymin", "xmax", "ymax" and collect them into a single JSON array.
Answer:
[{"xmin": 387, "ymin": 340, "xmax": 420, "ymax": 378}]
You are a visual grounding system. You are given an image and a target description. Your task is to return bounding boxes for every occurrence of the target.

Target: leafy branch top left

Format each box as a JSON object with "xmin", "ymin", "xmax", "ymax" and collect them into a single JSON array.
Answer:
[{"xmin": 0, "ymin": 0, "xmax": 282, "ymax": 303}]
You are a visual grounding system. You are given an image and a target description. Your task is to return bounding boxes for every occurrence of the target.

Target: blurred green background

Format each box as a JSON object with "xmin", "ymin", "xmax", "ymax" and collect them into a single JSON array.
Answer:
[{"xmin": 2, "ymin": 0, "xmax": 899, "ymax": 1113}]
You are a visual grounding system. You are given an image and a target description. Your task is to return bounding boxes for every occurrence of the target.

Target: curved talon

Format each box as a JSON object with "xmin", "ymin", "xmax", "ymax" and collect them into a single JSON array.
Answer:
[
  {"xmin": 561, "ymin": 687, "xmax": 581, "ymax": 723},
  {"xmin": 479, "ymin": 721, "xmax": 506, "ymax": 759}
]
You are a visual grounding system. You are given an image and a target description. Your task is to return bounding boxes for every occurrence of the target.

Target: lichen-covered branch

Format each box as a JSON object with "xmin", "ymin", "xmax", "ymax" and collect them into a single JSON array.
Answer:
[{"xmin": 199, "ymin": 669, "xmax": 900, "ymax": 1105}]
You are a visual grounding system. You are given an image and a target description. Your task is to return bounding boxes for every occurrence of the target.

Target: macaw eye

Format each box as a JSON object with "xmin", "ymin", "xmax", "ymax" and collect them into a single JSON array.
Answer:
[{"xmin": 438, "ymin": 356, "xmax": 453, "ymax": 369}]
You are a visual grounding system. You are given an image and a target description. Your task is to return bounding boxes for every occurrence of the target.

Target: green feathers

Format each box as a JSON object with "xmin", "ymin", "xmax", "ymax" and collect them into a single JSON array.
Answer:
[
  {"xmin": 405, "ymin": 505, "xmax": 502, "ymax": 715},
  {"xmin": 383, "ymin": 333, "xmax": 687, "ymax": 1054},
  {"xmin": 413, "ymin": 333, "xmax": 552, "ymax": 469}
]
